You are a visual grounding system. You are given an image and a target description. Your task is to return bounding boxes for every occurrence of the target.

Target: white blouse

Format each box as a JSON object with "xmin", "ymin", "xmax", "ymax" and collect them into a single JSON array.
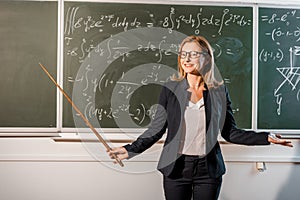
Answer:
[{"xmin": 180, "ymin": 97, "xmax": 206, "ymax": 156}]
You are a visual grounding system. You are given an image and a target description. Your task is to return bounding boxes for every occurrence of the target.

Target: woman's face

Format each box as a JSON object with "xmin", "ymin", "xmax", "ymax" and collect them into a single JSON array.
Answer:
[{"xmin": 179, "ymin": 41, "xmax": 205, "ymax": 75}]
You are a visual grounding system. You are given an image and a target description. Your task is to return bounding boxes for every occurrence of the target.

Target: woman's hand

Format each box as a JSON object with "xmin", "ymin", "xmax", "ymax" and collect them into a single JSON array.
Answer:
[
  {"xmin": 268, "ymin": 133, "xmax": 293, "ymax": 147},
  {"xmin": 107, "ymin": 146, "xmax": 129, "ymax": 164}
]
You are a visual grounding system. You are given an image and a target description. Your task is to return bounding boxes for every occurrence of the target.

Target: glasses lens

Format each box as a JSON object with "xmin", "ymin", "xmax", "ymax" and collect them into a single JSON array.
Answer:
[
  {"xmin": 179, "ymin": 51, "xmax": 187, "ymax": 58},
  {"xmin": 190, "ymin": 51, "xmax": 199, "ymax": 58},
  {"xmin": 179, "ymin": 51, "xmax": 205, "ymax": 59}
]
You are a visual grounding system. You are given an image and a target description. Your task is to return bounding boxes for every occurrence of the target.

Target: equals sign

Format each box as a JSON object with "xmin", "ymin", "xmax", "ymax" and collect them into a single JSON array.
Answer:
[
  {"xmin": 224, "ymin": 78, "xmax": 231, "ymax": 84},
  {"xmin": 260, "ymin": 16, "xmax": 269, "ymax": 21},
  {"xmin": 147, "ymin": 23, "xmax": 154, "ymax": 27},
  {"xmin": 68, "ymin": 76, "xmax": 75, "ymax": 82}
]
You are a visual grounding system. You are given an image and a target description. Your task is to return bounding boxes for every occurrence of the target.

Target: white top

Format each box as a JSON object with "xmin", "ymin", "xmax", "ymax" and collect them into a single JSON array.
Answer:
[{"xmin": 180, "ymin": 97, "xmax": 206, "ymax": 156}]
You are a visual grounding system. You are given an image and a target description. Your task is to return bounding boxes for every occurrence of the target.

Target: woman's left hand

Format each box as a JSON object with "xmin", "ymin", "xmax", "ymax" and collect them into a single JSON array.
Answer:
[{"xmin": 268, "ymin": 133, "xmax": 293, "ymax": 147}]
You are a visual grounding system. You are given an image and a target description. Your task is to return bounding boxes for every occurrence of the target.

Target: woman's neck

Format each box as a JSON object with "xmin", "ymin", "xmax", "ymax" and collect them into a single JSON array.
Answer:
[{"xmin": 187, "ymin": 73, "xmax": 202, "ymax": 89}]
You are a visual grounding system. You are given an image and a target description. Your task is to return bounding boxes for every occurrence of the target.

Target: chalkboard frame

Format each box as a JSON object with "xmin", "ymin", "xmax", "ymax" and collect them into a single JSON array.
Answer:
[
  {"xmin": 0, "ymin": 0, "xmax": 59, "ymax": 135},
  {"xmin": 62, "ymin": 1, "xmax": 254, "ymax": 132},
  {"xmin": 257, "ymin": 5, "xmax": 300, "ymax": 131}
]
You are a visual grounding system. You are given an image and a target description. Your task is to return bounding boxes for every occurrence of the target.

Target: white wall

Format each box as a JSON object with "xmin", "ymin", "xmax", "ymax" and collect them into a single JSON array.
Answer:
[
  {"xmin": 1, "ymin": 161, "xmax": 299, "ymax": 200},
  {"xmin": 0, "ymin": 162, "xmax": 164, "ymax": 200},
  {"xmin": 0, "ymin": 136, "xmax": 299, "ymax": 200},
  {"xmin": 220, "ymin": 142, "xmax": 300, "ymax": 200}
]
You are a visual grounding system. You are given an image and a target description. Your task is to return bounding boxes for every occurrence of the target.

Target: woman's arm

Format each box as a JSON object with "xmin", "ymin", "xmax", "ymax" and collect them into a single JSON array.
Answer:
[
  {"xmin": 221, "ymin": 87, "xmax": 292, "ymax": 147},
  {"xmin": 108, "ymin": 85, "xmax": 169, "ymax": 161}
]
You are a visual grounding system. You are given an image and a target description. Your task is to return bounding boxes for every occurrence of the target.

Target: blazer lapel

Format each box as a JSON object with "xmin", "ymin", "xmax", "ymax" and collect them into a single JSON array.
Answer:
[{"xmin": 203, "ymin": 86, "xmax": 211, "ymax": 132}]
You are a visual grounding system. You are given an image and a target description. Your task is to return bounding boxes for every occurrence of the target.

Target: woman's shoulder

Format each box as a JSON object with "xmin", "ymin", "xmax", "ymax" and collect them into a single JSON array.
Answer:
[
  {"xmin": 163, "ymin": 79, "xmax": 187, "ymax": 90},
  {"xmin": 164, "ymin": 80, "xmax": 179, "ymax": 87}
]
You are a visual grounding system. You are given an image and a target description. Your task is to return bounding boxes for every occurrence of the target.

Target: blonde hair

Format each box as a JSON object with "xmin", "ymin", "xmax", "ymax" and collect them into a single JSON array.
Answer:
[{"xmin": 172, "ymin": 35, "xmax": 223, "ymax": 88}]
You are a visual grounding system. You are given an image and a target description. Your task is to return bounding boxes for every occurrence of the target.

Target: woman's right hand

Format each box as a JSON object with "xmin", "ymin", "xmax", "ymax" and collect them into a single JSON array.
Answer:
[{"xmin": 107, "ymin": 146, "xmax": 129, "ymax": 164}]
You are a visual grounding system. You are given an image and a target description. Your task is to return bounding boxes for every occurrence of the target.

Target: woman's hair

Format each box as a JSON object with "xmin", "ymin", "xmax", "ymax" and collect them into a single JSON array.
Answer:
[{"xmin": 172, "ymin": 35, "xmax": 223, "ymax": 88}]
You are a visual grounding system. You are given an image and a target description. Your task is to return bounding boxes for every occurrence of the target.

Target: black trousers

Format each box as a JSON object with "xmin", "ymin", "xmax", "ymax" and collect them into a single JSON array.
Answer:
[{"xmin": 163, "ymin": 155, "xmax": 222, "ymax": 200}]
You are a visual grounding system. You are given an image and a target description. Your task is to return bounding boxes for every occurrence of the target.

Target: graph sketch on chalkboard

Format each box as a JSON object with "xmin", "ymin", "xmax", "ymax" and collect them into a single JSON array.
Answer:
[{"xmin": 275, "ymin": 47, "xmax": 300, "ymax": 115}]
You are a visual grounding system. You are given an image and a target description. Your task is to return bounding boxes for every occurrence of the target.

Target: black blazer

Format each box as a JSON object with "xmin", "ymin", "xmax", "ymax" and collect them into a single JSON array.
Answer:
[{"xmin": 124, "ymin": 79, "xmax": 270, "ymax": 178}]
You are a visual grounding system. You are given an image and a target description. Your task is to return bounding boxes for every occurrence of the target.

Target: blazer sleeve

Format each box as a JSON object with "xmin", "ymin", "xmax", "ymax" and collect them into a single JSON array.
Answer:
[
  {"xmin": 221, "ymin": 87, "xmax": 270, "ymax": 145},
  {"xmin": 123, "ymin": 85, "xmax": 169, "ymax": 158}
]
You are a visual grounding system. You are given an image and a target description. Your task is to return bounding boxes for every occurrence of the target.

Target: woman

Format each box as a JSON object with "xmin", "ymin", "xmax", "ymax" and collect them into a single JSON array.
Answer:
[{"xmin": 108, "ymin": 35, "xmax": 292, "ymax": 200}]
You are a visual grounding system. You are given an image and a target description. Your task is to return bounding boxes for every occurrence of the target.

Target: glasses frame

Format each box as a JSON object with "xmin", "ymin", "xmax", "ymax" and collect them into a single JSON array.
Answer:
[{"xmin": 178, "ymin": 51, "xmax": 208, "ymax": 59}]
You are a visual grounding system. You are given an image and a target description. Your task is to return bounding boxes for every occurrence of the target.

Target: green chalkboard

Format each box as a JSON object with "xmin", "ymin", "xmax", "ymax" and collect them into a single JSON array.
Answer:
[
  {"xmin": 258, "ymin": 7, "xmax": 300, "ymax": 129},
  {"xmin": 64, "ymin": 2, "xmax": 253, "ymax": 129},
  {"xmin": 0, "ymin": 1, "xmax": 57, "ymax": 127}
]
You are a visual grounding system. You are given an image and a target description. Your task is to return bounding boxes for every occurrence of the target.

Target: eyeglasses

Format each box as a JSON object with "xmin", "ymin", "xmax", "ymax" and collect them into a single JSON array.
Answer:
[{"xmin": 178, "ymin": 51, "xmax": 207, "ymax": 59}]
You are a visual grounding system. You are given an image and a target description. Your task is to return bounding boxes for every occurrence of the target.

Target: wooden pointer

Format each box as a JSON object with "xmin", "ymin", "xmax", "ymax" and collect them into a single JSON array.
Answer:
[{"xmin": 39, "ymin": 63, "xmax": 124, "ymax": 167}]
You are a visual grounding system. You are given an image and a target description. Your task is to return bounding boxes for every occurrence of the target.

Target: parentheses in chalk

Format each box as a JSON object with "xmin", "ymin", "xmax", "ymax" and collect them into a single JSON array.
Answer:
[
  {"xmin": 98, "ymin": 74, "xmax": 106, "ymax": 93},
  {"xmin": 278, "ymin": 48, "xmax": 284, "ymax": 62}
]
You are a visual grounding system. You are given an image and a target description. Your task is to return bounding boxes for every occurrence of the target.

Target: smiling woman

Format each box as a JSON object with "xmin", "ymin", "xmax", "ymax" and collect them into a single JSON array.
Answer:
[{"xmin": 108, "ymin": 35, "xmax": 292, "ymax": 200}]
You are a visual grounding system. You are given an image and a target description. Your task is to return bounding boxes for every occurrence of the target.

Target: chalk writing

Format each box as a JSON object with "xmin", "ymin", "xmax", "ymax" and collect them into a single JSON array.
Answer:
[
  {"xmin": 260, "ymin": 10, "xmax": 297, "ymax": 26},
  {"xmin": 64, "ymin": 5, "xmax": 252, "ymax": 64},
  {"xmin": 258, "ymin": 7, "xmax": 300, "ymax": 128},
  {"xmin": 259, "ymin": 48, "xmax": 284, "ymax": 63},
  {"xmin": 259, "ymin": 8, "xmax": 300, "ymax": 121},
  {"xmin": 64, "ymin": 2, "xmax": 253, "ymax": 128},
  {"xmin": 274, "ymin": 47, "xmax": 300, "ymax": 115},
  {"xmin": 83, "ymin": 63, "xmax": 172, "ymax": 125},
  {"xmin": 162, "ymin": 7, "xmax": 251, "ymax": 36}
]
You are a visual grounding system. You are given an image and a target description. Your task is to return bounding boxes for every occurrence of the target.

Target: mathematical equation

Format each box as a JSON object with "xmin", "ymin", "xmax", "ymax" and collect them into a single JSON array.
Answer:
[
  {"xmin": 261, "ymin": 9, "xmax": 300, "ymax": 45},
  {"xmin": 65, "ymin": 3, "xmax": 253, "ymax": 128},
  {"xmin": 259, "ymin": 48, "xmax": 283, "ymax": 63},
  {"xmin": 84, "ymin": 101, "xmax": 157, "ymax": 126},
  {"xmin": 65, "ymin": 35, "xmax": 244, "ymax": 68},
  {"xmin": 72, "ymin": 63, "xmax": 173, "ymax": 125},
  {"xmin": 65, "ymin": 6, "xmax": 251, "ymax": 37},
  {"xmin": 259, "ymin": 8, "xmax": 300, "ymax": 119},
  {"xmin": 260, "ymin": 9, "xmax": 298, "ymax": 26},
  {"xmin": 162, "ymin": 7, "xmax": 251, "ymax": 36},
  {"xmin": 65, "ymin": 36, "xmax": 180, "ymax": 64},
  {"xmin": 64, "ymin": 5, "xmax": 252, "ymax": 64}
]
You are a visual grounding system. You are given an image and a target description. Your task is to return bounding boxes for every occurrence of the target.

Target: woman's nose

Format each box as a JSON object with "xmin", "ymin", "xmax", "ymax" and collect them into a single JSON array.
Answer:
[{"xmin": 184, "ymin": 54, "xmax": 191, "ymax": 61}]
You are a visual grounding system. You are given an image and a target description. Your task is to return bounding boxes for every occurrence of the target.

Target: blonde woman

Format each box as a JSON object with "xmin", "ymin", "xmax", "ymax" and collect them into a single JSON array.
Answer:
[{"xmin": 109, "ymin": 35, "xmax": 292, "ymax": 200}]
